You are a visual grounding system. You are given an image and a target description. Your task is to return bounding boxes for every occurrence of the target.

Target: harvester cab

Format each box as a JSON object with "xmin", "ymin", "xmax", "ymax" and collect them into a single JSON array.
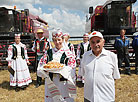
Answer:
[{"xmin": 86, "ymin": 0, "xmax": 137, "ymax": 35}]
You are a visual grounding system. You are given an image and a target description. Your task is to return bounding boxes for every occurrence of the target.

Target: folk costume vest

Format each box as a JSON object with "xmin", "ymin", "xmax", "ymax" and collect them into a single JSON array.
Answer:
[
  {"xmin": 47, "ymin": 49, "xmax": 69, "ymax": 81},
  {"xmin": 12, "ymin": 45, "xmax": 25, "ymax": 60},
  {"xmin": 80, "ymin": 42, "xmax": 91, "ymax": 58},
  {"xmin": 36, "ymin": 37, "xmax": 49, "ymax": 53},
  {"xmin": 68, "ymin": 43, "xmax": 71, "ymax": 51}
]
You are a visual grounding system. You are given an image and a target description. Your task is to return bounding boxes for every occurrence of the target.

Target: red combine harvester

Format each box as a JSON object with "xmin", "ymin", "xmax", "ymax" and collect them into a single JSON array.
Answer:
[
  {"xmin": 86, "ymin": 0, "xmax": 137, "ymax": 36},
  {"xmin": 85, "ymin": 0, "xmax": 137, "ymax": 67},
  {"xmin": 0, "ymin": 6, "xmax": 49, "ymax": 67}
]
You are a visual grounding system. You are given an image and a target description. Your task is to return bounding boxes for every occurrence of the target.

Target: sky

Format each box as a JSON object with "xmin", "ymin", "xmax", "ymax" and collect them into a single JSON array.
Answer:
[{"xmin": 0, "ymin": 0, "xmax": 138, "ymax": 40}]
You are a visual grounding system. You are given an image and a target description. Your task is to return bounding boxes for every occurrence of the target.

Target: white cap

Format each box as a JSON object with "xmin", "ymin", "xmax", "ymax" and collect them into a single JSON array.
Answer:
[
  {"xmin": 63, "ymin": 33, "xmax": 70, "ymax": 37},
  {"xmin": 89, "ymin": 31, "xmax": 103, "ymax": 39},
  {"xmin": 15, "ymin": 34, "xmax": 21, "ymax": 38},
  {"xmin": 83, "ymin": 33, "xmax": 89, "ymax": 37}
]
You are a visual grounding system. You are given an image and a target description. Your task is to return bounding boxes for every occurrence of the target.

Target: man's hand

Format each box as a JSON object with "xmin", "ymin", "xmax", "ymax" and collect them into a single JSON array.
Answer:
[
  {"xmin": 27, "ymin": 62, "xmax": 31, "ymax": 65},
  {"xmin": 45, "ymin": 46, "xmax": 49, "ymax": 51},
  {"xmin": 8, "ymin": 65, "xmax": 11, "ymax": 69}
]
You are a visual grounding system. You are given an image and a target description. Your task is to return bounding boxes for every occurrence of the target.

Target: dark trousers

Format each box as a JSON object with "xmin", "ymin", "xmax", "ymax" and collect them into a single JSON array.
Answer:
[
  {"xmin": 84, "ymin": 98, "xmax": 115, "ymax": 102},
  {"xmin": 84, "ymin": 98, "xmax": 90, "ymax": 102},
  {"xmin": 134, "ymin": 51, "xmax": 138, "ymax": 73},
  {"xmin": 135, "ymin": 51, "xmax": 138, "ymax": 68},
  {"xmin": 118, "ymin": 54, "xmax": 130, "ymax": 69},
  {"xmin": 36, "ymin": 60, "xmax": 42, "ymax": 84}
]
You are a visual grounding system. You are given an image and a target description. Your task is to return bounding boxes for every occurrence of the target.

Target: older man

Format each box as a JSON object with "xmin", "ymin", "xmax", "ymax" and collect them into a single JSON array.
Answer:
[
  {"xmin": 114, "ymin": 29, "xmax": 130, "ymax": 75},
  {"xmin": 81, "ymin": 31, "xmax": 120, "ymax": 102}
]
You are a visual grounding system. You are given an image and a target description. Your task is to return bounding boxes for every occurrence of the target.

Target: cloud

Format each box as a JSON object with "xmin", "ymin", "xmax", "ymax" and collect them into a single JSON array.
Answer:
[
  {"xmin": 40, "ymin": 0, "xmax": 105, "ymax": 13},
  {"xmin": 0, "ymin": 0, "xmax": 93, "ymax": 37},
  {"xmin": 40, "ymin": 9, "xmax": 85, "ymax": 38},
  {"xmin": 23, "ymin": 4, "xmax": 42, "ymax": 15},
  {"xmin": 133, "ymin": 1, "xmax": 138, "ymax": 12},
  {"xmin": 0, "ymin": 0, "xmax": 138, "ymax": 39}
]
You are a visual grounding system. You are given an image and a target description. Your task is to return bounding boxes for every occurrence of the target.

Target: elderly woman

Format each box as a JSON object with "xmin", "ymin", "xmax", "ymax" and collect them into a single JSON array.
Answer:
[
  {"xmin": 37, "ymin": 29, "xmax": 76, "ymax": 102},
  {"xmin": 6, "ymin": 34, "xmax": 32, "ymax": 91}
]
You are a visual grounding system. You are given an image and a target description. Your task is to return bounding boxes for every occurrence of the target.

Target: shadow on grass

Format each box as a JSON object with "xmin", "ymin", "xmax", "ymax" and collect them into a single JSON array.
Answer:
[
  {"xmin": 0, "ymin": 79, "xmax": 45, "ymax": 91},
  {"xmin": 0, "ymin": 81, "xmax": 13, "ymax": 90}
]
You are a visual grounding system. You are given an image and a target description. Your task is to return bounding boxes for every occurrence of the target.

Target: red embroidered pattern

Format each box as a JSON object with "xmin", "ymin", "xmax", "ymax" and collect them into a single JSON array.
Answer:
[
  {"xmin": 10, "ymin": 77, "xmax": 31, "ymax": 84},
  {"xmin": 16, "ymin": 68, "xmax": 29, "ymax": 72}
]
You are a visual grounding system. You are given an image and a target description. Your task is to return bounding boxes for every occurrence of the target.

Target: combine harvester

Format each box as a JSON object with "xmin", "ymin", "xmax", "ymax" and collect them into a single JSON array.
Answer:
[
  {"xmin": 85, "ymin": 0, "xmax": 137, "ymax": 67},
  {"xmin": 0, "ymin": 6, "xmax": 49, "ymax": 68}
]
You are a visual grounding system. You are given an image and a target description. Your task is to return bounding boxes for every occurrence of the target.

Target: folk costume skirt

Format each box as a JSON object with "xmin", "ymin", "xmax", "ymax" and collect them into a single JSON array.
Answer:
[{"xmin": 10, "ymin": 57, "xmax": 32, "ymax": 87}]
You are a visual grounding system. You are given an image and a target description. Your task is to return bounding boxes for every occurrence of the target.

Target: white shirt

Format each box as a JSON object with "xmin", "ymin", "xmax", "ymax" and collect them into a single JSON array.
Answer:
[
  {"xmin": 76, "ymin": 41, "xmax": 89, "ymax": 60},
  {"xmin": 81, "ymin": 48, "xmax": 120, "ymax": 102},
  {"xmin": 83, "ymin": 41, "xmax": 89, "ymax": 52},
  {"xmin": 52, "ymin": 47, "xmax": 64, "ymax": 62}
]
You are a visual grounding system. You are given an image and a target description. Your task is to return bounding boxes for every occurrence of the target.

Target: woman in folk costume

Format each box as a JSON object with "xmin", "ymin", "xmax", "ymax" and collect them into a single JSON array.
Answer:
[
  {"xmin": 37, "ymin": 29, "xmax": 76, "ymax": 102},
  {"xmin": 6, "ymin": 34, "xmax": 32, "ymax": 91},
  {"xmin": 62, "ymin": 33, "xmax": 76, "ymax": 82},
  {"xmin": 62, "ymin": 33, "xmax": 76, "ymax": 56}
]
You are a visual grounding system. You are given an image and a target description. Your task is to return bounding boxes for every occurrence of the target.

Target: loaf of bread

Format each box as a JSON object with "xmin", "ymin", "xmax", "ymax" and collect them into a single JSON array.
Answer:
[{"xmin": 43, "ymin": 61, "xmax": 64, "ymax": 69}]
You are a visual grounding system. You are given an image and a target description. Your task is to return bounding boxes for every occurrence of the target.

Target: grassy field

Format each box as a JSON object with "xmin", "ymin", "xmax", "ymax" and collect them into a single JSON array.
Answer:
[{"xmin": 0, "ymin": 68, "xmax": 138, "ymax": 102}]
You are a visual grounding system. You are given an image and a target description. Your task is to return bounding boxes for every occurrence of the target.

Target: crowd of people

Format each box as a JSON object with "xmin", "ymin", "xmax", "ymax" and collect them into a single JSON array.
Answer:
[{"xmin": 6, "ymin": 28, "xmax": 138, "ymax": 102}]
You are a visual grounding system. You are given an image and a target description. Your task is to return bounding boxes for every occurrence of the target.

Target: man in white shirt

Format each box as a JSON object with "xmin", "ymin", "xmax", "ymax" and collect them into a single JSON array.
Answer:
[{"xmin": 81, "ymin": 31, "xmax": 120, "ymax": 102}]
